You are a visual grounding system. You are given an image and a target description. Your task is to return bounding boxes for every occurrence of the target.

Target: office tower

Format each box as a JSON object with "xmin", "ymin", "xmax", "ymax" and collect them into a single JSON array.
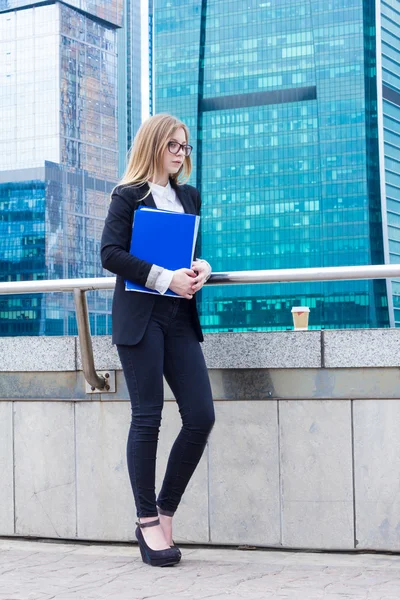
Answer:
[
  {"xmin": 378, "ymin": 1, "xmax": 400, "ymax": 325},
  {"xmin": 0, "ymin": 1, "xmax": 123, "ymax": 335},
  {"xmin": 148, "ymin": 0, "xmax": 154, "ymax": 116},
  {"xmin": 118, "ymin": 0, "xmax": 142, "ymax": 176},
  {"xmin": 154, "ymin": 0, "xmax": 400, "ymax": 331}
]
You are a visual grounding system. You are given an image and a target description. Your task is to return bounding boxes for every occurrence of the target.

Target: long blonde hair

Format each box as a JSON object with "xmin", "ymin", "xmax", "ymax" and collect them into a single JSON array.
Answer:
[{"xmin": 119, "ymin": 114, "xmax": 192, "ymax": 189}]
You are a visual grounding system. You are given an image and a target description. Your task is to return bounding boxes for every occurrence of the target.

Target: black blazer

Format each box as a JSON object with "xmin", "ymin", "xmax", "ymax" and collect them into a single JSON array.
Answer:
[{"xmin": 100, "ymin": 180, "xmax": 204, "ymax": 346}]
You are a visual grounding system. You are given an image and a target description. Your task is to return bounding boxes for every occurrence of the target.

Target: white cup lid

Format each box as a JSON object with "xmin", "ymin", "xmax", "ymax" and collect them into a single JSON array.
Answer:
[{"xmin": 291, "ymin": 306, "xmax": 310, "ymax": 312}]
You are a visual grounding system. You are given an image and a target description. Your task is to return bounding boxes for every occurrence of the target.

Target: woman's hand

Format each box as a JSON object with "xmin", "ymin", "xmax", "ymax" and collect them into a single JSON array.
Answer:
[
  {"xmin": 190, "ymin": 260, "xmax": 210, "ymax": 293},
  {"xmin": 169, "ymin": 268, "xmax": 196, "ymax": 299}
]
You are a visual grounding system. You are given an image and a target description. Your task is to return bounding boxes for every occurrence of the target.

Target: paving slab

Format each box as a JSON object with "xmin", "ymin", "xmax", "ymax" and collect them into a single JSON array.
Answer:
[{"xmin": 0, "ymin": 539, "xmax": 399, "ymax": 600}]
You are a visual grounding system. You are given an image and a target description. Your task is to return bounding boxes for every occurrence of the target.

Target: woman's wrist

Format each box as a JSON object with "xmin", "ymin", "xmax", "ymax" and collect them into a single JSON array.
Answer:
[
  {"xmin": 145, "ymin": 265, "xmax": 174, "ymax": 294},
  {"xmin": 194, "ymin": 258, "xmax": 212, "ymax": 281}
]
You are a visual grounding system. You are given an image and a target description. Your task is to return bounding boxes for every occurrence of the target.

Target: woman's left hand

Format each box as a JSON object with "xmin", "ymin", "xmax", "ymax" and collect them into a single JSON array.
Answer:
[{"xmin": 191, "ymin": 260, "xmax": 210, "ymax": 293}]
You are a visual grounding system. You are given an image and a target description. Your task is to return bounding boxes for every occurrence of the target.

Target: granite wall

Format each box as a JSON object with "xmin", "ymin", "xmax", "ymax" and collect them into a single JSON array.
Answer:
[{"xmin": 1, "ymin": 330, "xmax": 400, "ymax": 551}]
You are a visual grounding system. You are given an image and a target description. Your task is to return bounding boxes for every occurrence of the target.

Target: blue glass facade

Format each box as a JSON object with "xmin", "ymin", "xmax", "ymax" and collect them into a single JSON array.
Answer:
[
  {"xmin": 0, "ymin": 178, "xmax": 46, "ymax": 335},
  {"xmin": 154, "ymin": 0, "xmax": 394, "ymax": 331},
  {"xmin": 0, "ymin": 2, "xmax": 121, "ymax": 335},
  {"xmin": 380, "ymin": 0, "xmax": 400, "ymax": 326},
  {"xmin": 118, "ymin": 0, "xmax": 142, "ymax": 177},
  {"xmin": 148, "ymin": 0, "xmax": 154, "ymax": 116},
  {"xmin": 0, "ymin": 163, "xmax": 115, "ymax": 336}
]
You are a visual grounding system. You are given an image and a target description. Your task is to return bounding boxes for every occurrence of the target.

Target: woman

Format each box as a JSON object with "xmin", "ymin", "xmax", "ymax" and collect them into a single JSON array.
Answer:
[{"xmin": 100, "ymin": 114, "xmax": 215, "ymax": 567}]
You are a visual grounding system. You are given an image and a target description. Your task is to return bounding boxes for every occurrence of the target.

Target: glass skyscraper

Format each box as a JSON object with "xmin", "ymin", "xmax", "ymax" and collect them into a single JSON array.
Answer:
[
  {"xmin": 0, "ymin": 1, "xmax": 123, "ymax": 335},
  {"xmin": 154, "ymin": 0, "xmax": 400, "ymax": 331},
  {"xmin": 148, "ymin": 0, "xmax": 154, "ymax": 116},
  {"xmin": 379, "ymin": 0, "xmax": 400, "ymax": 325},
  {"xmin": 118, "ymin": 0, "xmax": 142, "ymax": 177},
  {"xmin": 0, "ymin": 1, "xmax": 123, "ymax": 26}
]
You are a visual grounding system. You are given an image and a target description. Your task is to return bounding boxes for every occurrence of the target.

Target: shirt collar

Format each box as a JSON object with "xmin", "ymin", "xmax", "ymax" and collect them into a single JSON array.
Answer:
[{"xmin": 148, "ymin": 180, "xmax": 172, "ymax": 197}]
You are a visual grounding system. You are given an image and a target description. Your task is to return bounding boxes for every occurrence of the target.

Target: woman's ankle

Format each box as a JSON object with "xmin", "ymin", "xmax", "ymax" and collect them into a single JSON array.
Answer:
[
  {"xmin": 158, "ymin": 513, "xmax": 173, "ymax": 545},
  {"xmin": 137, "ymin": 518, "xmax": 170, "ymax": 551},
  {"xmin": 157, "ymin": 505, "xmax": 175, "ymax": 517},
  {"xmin": 139, "ymin": 516, "xmax": 159, "ymax": 523}
]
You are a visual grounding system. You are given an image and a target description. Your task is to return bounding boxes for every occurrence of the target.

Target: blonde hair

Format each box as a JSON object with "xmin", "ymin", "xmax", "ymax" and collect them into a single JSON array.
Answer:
[{"xmin": 119, "ymin": 114, "xmax": 192, "ymax": 189}]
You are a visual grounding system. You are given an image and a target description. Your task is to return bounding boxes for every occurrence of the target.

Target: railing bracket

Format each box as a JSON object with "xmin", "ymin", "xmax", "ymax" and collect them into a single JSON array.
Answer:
[{"xmin": 85, "ymin": 370, "xmax": 116, "ymax": 394}]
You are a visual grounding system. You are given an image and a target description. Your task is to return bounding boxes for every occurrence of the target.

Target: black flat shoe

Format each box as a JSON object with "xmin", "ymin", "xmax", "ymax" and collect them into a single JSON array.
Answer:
[{"xmin": 135, "ymin": 518, "xmax": 181, "ymax": 567}]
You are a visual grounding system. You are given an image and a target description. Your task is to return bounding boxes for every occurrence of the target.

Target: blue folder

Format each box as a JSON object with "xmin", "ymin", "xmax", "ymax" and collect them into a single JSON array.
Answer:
[{"xmin": 125, "ymin": 207, "xmax": 200, "ymax": 297}]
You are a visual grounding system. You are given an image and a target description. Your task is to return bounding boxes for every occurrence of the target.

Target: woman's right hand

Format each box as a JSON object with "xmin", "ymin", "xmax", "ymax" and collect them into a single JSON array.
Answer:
[{"xmin": 169, "ymin": 268, "xmax": 196, "ymax": 299}]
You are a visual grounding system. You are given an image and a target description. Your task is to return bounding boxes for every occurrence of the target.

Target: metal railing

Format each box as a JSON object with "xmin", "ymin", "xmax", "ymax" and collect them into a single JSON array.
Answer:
[{"xmin": 1, "ymin": 263, "xmax": 400, "ymax": 391}]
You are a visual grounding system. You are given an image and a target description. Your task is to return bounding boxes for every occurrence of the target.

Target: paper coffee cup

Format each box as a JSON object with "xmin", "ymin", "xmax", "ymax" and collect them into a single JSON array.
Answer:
[{"xmin": 291, "ymin": 306, "xmax": 310, "ymax": 330}]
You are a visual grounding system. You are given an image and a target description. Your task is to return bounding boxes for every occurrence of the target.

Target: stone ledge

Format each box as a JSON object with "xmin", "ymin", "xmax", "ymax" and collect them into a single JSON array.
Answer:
[
  {"xmin": 323, "ymin": 329, "xmax": 400, "ymax": 368},
  {"xmin": 0, "ymin": 337, "xmax": 76, "ymax": 372},
  {"xmin": 76, "ymin": 331, "xmax": 322, "ymax": 371},
  {"xmin": 202, "ymin": 331, "xmax": 321, "ymax": 369},
  {"xmin": 2, "ymin": 329, "xmax": 400, "ymax": 373},
  {"xmin": 76, "ymin": 336, "xmax": 119, "ymax": 371}
]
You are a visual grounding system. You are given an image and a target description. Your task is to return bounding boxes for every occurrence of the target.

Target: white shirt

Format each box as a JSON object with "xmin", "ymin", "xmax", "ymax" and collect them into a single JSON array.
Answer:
[
  {"xmin": 148, "ymin": 180, "xmax": 185, "ymax": 213},
  {"xmin": 145, "ymin": 181, "xmax": 211, "ymax": 295}
]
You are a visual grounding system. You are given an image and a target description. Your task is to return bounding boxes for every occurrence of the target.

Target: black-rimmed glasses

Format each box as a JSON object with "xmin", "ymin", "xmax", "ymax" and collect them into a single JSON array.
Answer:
[{"xmin": 167, "ymin": 141, "xmax": 193, "ymax": 157}]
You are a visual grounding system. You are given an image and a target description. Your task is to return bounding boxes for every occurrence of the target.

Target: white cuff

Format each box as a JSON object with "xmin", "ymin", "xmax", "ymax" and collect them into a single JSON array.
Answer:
[
  {"xmin": 145, "ymin": 264, "xmax": 163, "ymax": 290},
  {"xmin": 195, "ymin": 258, "xmax": 212, "ymax": 282},
  {"xmin": 154, "ymin": 268, "xmax": 174, "ymax": 295}
]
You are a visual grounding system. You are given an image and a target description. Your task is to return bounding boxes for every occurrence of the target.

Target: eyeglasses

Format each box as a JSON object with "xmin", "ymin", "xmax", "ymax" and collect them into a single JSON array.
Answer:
[{"xmin": 167, "ymin": 141, "xmax": 193, "ymax": 157}]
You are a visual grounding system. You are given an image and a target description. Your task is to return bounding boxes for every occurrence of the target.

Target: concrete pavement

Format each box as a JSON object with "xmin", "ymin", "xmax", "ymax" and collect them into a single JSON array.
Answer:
[{"xmin": 0, "ymin": 538, "xmax": 400, "ymax": 600}]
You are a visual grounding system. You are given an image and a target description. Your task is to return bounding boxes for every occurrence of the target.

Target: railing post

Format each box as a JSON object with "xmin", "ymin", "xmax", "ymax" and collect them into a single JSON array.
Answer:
[{"xmin": 73, "ymin": 289, "xmax": 107, "ymax": 391}]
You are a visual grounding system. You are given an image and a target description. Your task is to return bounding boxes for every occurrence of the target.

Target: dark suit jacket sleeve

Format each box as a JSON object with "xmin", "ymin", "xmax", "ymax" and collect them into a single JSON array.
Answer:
[{"xmin": 100, "ymin": 187, "xmax": 153, "ymax": 286}]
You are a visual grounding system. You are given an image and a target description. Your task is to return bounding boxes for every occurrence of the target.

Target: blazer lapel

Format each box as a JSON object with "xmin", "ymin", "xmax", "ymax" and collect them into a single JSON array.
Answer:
[
  {"xmin": 173, "ymin": 182, "xmax": 195, "ymax": 214},
  {"xmin": 140, "ymin": 183, "xmax": 157, "ymax": 209}
]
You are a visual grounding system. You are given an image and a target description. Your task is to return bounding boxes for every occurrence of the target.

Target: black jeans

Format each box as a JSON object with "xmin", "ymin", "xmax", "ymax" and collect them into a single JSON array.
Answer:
[{"xmin": 117, "ymin": 295, "xmax": 215, "ymax": 518}]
